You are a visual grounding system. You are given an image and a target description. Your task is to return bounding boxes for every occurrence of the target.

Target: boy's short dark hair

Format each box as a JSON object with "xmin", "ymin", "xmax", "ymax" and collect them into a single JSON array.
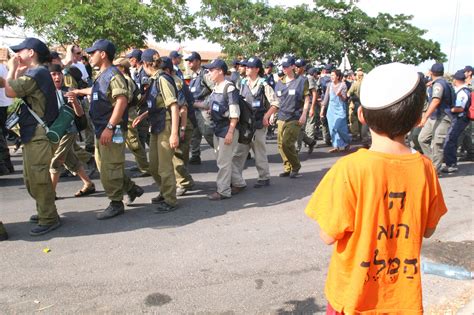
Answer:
[{"xmin": 362, "ymin": 73, "xmax": 425, "ymax": 139}]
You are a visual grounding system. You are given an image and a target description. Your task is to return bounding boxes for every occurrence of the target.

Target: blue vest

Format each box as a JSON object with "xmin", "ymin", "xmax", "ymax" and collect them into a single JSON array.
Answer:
[
  {"xmin": 428, "ymin": 77, "xmax": 453, "ymax": 119},
  {"xmin": 265, "ymin": 73, "xmax": 275, "ymax": 90},
  {"xmin": 274, "ymin": 75, "xmax": 306, "ymax": 121},
  {"xmin": 210, "ymin": 85, "xmax": 233, "ymax": 138},
  {"xmin": 146, "ymin": 73, "xmax": 177, "ymax": 135},
  {"xmin": 189, "ymin": 69, "xmax": 211, "ymax": 101},
  {"xmin": 133, "ymin": 67, "xmax": 148, "ymax": 94},
  {"xmin": 180, "ymin": 82, "xmax": 197, "ymax": 128},
  {"xmin": 90, "ymin": 66, "xmax": 128, "ymax": 137},
  {"xmin": 19, "ymin": 66, "xmax": 59, "ymax": 143},
  {"xmin": 240, "ymin": 78, "xmax": 267, "ymax": 129}
]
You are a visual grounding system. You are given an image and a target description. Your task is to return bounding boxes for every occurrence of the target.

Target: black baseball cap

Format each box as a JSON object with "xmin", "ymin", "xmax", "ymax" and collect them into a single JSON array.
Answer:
[
  {"xmin": 126, "ymin": 49, "xmax": 142, "ymax": 60},
  {"xmin": 48, "ymin": 64, "xmax": 62, "ymax": 73},
  {"xmin": 464, "ymin": 65, "xmax": 473, "ymax": 73},
  {"xmin": 85, "ymin": 39, "xmax": 116, "ymax": 58},
  {"xmin": 265, "ymin": 61, "xmax": 275, "ymax": 68},
  {"xmin": 184, "ymin": 52, "xmax": 201, "ymax": 62},
  {"xmin": 10, "ymin": 38, "xmax": 50, "ymax": 57},
  {"xmin": 295, "ymin": 58, "xmax": 307, "ymax": 67},
  {"xmin": 160, "ymin": 57, "xmax": 174, "ymax": 71},
  {"xmin": 203, "ymin": 59, "xmax": 228, "ymax": 73}
]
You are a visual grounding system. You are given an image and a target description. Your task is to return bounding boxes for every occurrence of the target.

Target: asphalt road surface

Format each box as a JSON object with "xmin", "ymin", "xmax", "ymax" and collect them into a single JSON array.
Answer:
[{"xmin": 0, "ymin": 139, "xmax": 472, "ymax": 314}]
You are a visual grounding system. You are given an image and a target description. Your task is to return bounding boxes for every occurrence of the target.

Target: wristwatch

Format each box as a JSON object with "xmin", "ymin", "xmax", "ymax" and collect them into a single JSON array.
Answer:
[{"xmin": 106, "ymin": 122, "xmax": 115, "ymax": 130}]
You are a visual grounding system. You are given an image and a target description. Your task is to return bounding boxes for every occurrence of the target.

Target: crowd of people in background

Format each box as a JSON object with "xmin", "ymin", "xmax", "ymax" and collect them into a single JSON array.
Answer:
[{"xmin": 0, "ymin": 37, "xmax": 472, "ymax": 240}]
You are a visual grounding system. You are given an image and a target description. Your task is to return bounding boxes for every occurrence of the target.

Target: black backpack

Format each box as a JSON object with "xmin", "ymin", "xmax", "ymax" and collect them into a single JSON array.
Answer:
[{"xmin": 223, "ymin": 83, "xmax": 256, "ymax": 145}]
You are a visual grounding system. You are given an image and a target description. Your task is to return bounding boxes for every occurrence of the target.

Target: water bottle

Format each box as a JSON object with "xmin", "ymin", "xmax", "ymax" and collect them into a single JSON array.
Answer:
[
  {"xmin": 112, "ymin": 125, "xmax": 124, "ymax": 144},
  {"xmin": 422, "ymin": 261, "xmax": 473, "ymax": 280}
]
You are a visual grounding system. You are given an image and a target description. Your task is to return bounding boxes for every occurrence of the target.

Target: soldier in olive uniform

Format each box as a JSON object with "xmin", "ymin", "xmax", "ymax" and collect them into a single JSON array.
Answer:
[
  {"xmin": 76, "ymin": 39, "xmax": 144, "ymax": 219},
  {"xmin": 160, "ymin": 57, "xmax": 195, "ymax": 196},
  {"xmin": 132, "ymin": 50, "xmax": 180, "ymax": 213},
  {"xmin": 1, "ymin": 38, "xmax": 61, "ymax": 236},
  {"xmin": 113, "ymin": 57, "xmax": 150, "ymax": 177},
  {"xmin": 274, "ymin": 56, "xmax": 311, "ymax": 178}
]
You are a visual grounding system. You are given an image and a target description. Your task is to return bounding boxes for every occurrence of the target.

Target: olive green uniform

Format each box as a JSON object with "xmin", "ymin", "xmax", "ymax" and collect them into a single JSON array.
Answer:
[
  {"xmin": 172, "ymin": 74, "xmax": 194, "ymax": 189},
  {"xmin": 277, "ymin": 76, "xmax": 310, "ymax": 173},
  {"xmin": 94, "ymin": 72, "xmax": 135, "ymax": 201},
  {"xmin": 9, "ymin": 76, "xmax": 59, "ymax": 226},
  {"xmin": 124, "ymin": 75, "xmax": 149, "ymax": 174},
  {"xmin": 148, "ymin": 71, "xmax": 178, "ymax": 206}
]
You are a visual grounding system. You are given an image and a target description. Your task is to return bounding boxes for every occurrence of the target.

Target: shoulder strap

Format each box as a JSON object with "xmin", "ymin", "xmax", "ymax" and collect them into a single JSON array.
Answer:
[
  {"xmin": 25, "ymin": 104, "xmax": 49, "ymax": 131},
  {"xmin": 223, "ymin": 82, "xmax": 234, "ymax": 104}
]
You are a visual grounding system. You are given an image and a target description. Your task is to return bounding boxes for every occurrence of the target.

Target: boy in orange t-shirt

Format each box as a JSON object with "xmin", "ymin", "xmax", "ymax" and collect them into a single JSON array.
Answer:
[{"xmin": 305, "ymin": 63, "xmax": 447, "ymax": 314}]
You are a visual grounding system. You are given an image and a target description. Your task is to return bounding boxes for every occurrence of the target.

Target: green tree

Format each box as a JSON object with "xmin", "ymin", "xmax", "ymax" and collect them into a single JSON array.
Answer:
[
  {"xmin": 0, "ymin": 0, "xmax": 21, "ymax": 28},
  {"xmin": 14, "ymin": 0, "xmax": 195, "ymax": 53},
  {"xmin": 198, "ymin": 0, "xmax": 446, "ymax": 69}
]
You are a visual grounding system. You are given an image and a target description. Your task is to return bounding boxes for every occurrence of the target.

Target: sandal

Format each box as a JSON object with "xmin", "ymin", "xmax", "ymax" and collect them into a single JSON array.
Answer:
[{"xmin": 75, "ymin": 184, "xmax": 96, "ymax": 197}]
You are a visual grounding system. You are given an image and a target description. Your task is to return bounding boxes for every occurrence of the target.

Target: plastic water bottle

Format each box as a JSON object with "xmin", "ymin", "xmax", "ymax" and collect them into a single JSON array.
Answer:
[
  {"xmin": 422, "ymin": 261, "xmax": 473, "ymax": 280},
  {"xmin": 112, "ymin": 125, "xmax": 124, "ymax": 144}
]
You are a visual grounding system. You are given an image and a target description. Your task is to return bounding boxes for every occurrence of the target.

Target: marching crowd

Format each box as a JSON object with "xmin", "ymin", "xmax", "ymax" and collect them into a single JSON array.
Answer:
[{"xmin": 0, "ymin": 37, "xmax": 472, "ymax": 241}]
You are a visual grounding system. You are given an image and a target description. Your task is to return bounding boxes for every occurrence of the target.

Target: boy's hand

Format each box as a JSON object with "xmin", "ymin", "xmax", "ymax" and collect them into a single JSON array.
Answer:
[{"xmin": 320, "ymin": 229, "xmax": 336, "ymax": 245}]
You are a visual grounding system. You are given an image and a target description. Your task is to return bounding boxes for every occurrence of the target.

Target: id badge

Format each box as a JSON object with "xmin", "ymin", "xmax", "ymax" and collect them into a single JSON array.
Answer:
[
  {"xmin": 212, "ymin": 102, "xmax": 220, "ymax": 112},
  {"xmin": 252, "ymin": 100, "xmax": 261, "ymax": 108},
  {"xmin": 190, "ymin": 87, "xmax": 197, "ymax": 93},
  {"xmin": 288, "ymin": 89, "xmax": 296, "ymax": 95},
  {"xmin": 147, "ymin": 100, "xmax": 153, "ymax": 108},
  {"xmin": 92, "ymin": 92, "xmax": 99, "ymax": 101},
  {"xmin": 277, "ymin": 90, "xmax": 282, "ymax": 97}
]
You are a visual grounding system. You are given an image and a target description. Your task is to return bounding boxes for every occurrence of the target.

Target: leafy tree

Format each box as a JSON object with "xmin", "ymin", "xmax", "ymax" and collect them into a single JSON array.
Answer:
[
  {"xmin": 0, "ymin": 0, "xmax": 21, "ymax": 28},
  {"xmin": 198, "ymin": 0, "xmax": 446, "ymax": 69},
  {"xmin": 12, "ymin": 0, "xmax": 195, "ymax": 53}
]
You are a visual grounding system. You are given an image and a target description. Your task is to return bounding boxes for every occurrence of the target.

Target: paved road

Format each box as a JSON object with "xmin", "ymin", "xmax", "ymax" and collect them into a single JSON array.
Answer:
[{"xmin": 0, "ymin": 139, "xmax": 472, "ymax": 314}]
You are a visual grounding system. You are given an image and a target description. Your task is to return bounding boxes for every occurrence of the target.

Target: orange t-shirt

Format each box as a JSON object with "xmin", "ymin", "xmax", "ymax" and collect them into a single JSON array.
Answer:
[{"xmin": 305, "ymin": 149, "xmax": 447, "ymax": 314}]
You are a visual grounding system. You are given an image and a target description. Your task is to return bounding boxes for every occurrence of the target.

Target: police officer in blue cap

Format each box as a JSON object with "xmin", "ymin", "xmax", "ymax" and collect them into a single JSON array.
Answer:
[
  {"xmin": 76, "ymin": 39, "xmax": 144, "ymax": 219},
  {"xmin": 169, "ymin": 50, "xmax": 184, "ymax": 80},
  {"xmin": 418, "ymin": 63, "xmax": 453, "ymax": 173},
  {"xmin": 185, "ymin": 51, "xmax": 215, "ymax": 165}
]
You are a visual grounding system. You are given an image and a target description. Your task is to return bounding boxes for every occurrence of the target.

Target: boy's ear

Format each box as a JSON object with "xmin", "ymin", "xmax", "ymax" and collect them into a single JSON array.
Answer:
[{"xmin": 357, "ymin": 106, "xmax": 366, "ymax": 125}]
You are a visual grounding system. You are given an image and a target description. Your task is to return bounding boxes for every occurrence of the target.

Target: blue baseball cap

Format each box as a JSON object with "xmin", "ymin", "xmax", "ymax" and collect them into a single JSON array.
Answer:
[
  {"xmin": 10, "ymin": 37, "xmax": 50, "ymax": 57},
  {"xmin": 295, "ymin": 58, "xmax": 307, "ymax": 67},
  {"xmin": 169, "ymin": 50, "xmax": 182, "ymax": 59},
  {"xmin": 85, "ymin": 39, "xmax": 116, "ymax": 58},
  {"xmin": 126, "ymin": 49, "xmax": 142, "ymax": 60},
  {"xmin": 141, "ymin": 49, "xmax": 159, "ymax": 62},
  {"xmin": 184, "ymin": 51, "xmax": 201, "ymax": 62},
  {"xmin": 281, "ymin": 56, "xmax": 296, "ymax": 68},
  {"xmin": 232, "ymin": 59, "xmax": 240, "ymax": 66},
  {"xmin": 430, "ymin": 63, "xmax": 444, "ymax": 74},
  {"xmin": 453, "ymin": 70, "xmax": 466, "ymax": 81},
  {"xmin": 203, "ymin": 59, "xmax": 228, "ymax": 73},
  {"xmin": 308, "ymin": 67, "xmax": 318, "ymax": 76},
  {"xmin": 160, "ymin": 57, "xmax": 173, "ymax": 71},
  {"xmin": 265, "ymin": 61, "xmax": 275, "ymax": 68},
  {"xmin": 464, "ymin": 65, "xmax": 473, "ymax": 73},
  {"xmin": 244, "ymin": 57, "xmax": 263, "ymax": 68},
  {"xmin": 239, "ymin": 59, "xmax": 248, "ymax": 67}
]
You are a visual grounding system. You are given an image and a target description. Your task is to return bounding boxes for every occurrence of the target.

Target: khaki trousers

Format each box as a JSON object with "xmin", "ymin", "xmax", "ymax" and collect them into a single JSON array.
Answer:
[
  {"xmin": 95, "ymin": 133, "xmax": 135, "ymax": 201},
  {"xmin": 232, "ymin": 127, "xmax": 270, "ymax": 187},
  {"xmin": 213, "ymin": 130, "xmax": 240, "ymax": 198},
  {"xmin": 149, "ymin": 121, "xmax": 177, "ymax": 206},
  {"xmin": 277, "ymin": 120, "xmax": 301, "ymax": 173},
  {"xmin": 50, "ymin": 133, "xmax": 81, "ymax": 174},
  {"xmin": 23, "ymin": 126, "xmax": 59, "ymax": 225},
  {"xmin": 418, "ymin": 115, "xmax": 451, "ymax": 171},
  {"xmin": 174, "ymin": 120, "xmax": 194, "ymax": 189},
  {"xmin": 126, "ymin": 108, "xmax": 149, "ymax": 173}
]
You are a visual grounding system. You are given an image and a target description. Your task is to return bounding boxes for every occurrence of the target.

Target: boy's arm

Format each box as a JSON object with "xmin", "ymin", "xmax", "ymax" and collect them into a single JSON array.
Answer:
[
  {"xmin": 320, "ymin": 229, "xmax": 336, "ymax": 245},
  {"xmin": 424, "ymin": 228, "xmax": 436, "ymax": 238}
]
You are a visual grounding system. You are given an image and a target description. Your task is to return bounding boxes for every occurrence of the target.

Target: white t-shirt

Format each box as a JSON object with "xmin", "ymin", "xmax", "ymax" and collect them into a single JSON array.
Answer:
[
  {"xmin": 72, "ymin": 62, "xmax": 89, "ymax": 81},
  {"xmin": 0, "ymin": 64, "xmax": 13, "ymax": 107}
]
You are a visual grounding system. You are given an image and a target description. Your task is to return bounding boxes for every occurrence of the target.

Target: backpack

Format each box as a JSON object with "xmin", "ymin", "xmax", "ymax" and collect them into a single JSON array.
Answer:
[
  {"xmin": 464, "ymin": 88, "xmax": 474, "ymax": 121},
  {"xmin": 223, "ymin": 83, "xmax": 256, "ymax": 145}
]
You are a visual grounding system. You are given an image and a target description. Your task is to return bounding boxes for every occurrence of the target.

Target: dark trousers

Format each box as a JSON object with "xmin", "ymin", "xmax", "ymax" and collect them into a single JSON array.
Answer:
[{"xmin": 443, "ymin": 116, "xmax": 470, "ymax": 167}]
